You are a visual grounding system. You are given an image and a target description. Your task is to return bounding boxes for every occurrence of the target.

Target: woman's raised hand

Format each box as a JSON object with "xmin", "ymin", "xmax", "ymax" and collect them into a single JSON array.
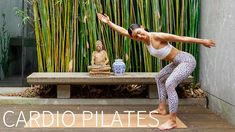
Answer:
[
  {"xmin": 203, "ymin": 39, "xmax": 216, "ymax": 48},
  {"xmin": 97, "ymin": 13, "xmax": 110, "ymax": 24}
]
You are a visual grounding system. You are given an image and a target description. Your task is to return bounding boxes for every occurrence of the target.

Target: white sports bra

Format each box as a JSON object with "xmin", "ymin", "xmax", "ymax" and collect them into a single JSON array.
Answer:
[{"xmin": 147, "ymin": 42, "xmax": 173, "ymax": 59}]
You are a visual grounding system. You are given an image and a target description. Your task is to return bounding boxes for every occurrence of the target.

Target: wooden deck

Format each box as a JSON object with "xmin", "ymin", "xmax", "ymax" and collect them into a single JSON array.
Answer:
[{"xmin": 0, "ymin": 104, "xmax": 234, "ymax": 131}]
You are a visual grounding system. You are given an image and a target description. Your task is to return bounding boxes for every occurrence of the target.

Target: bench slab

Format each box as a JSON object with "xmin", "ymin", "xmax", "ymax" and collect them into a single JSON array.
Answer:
[{"xmin": 27, "ymin": 72, "xmax": 162, "ymax": 85}]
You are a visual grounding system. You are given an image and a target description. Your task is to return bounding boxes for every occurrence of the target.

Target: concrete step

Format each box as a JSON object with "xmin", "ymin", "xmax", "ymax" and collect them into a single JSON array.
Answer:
[{"xmin": 0, "ymin": 87, "xmax": 206, "ymax": 106}]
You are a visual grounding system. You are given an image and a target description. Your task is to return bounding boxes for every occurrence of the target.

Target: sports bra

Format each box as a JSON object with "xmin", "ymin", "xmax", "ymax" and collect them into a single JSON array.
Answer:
[{"xmin": 146, "ymin": 42, "xmax": 173, "ymax": 59}]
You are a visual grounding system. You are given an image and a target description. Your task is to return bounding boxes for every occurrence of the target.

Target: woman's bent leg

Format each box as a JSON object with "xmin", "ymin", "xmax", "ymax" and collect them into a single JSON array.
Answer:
[
  {"xmin": 155, "ymin": 63, "xmax": 177, "ymax": 103},
  {"xmin": 151, "ymin": 63, "xmax": 176, "ymax": 114},
  {"xmin": 159, "ymin": 56, "xmax": 196, "ymax": 130}
]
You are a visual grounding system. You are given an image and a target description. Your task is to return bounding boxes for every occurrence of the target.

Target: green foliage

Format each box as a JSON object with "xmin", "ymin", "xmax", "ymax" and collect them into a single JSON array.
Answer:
[
  {"xmin": 31, "ymin": 0, "xmax": 200, "ymax": 81},
  {"xmin": 14, "ymin": 7, "xmax": 34, "ymax": 26}
]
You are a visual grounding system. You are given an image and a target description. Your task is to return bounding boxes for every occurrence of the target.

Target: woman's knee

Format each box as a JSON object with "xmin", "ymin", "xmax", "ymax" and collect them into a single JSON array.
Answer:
[
  {"xmin": 192, "ymin": 58, "xmax": 197, "ymax": 69},
  {"xmin": 155, "ymin": 74, "xmax": 161, "ymax": 82},
  {"xmin": 189, "ymin": 55, "xmax": 197, "ymax": 69},
  {"xmin": 155, "ymin": 74, "xmax": 166, "ymax": 83}
]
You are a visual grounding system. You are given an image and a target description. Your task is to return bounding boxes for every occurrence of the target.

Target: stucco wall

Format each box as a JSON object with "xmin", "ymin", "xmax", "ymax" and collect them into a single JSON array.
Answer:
[{"xmin": 200, "ymin": 0, "xmax": 235, "ymax": 125}]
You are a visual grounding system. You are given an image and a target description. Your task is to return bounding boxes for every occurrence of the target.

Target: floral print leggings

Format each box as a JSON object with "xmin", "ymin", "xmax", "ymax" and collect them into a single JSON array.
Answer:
[{"xmin": 155, "ymin": 51, "xmax": 197, "ymax": 113}]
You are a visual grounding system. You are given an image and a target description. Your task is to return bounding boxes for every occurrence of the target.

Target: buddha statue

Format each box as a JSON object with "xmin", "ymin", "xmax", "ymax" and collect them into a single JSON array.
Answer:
[{"xmin": 88, "ymin": 40, "xmax": 111, "ymax": 75}]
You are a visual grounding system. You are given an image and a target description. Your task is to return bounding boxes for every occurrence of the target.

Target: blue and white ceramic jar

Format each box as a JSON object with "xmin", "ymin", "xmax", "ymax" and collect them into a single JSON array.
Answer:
[{"xmin": 112, "ymin": 59, "xmax": 126, "ymax": 76}]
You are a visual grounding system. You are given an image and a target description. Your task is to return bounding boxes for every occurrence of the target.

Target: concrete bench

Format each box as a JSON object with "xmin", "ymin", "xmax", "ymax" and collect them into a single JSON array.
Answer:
[{"xmin": 27, "ymin": 72, "xmax": 193, "ymax": 99}]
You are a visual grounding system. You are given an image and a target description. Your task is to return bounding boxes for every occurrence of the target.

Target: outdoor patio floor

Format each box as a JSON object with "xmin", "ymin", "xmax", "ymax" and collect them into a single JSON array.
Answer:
[{"xmin": 0, "ymin": 104, "xmax": 234, "ymax": 132}]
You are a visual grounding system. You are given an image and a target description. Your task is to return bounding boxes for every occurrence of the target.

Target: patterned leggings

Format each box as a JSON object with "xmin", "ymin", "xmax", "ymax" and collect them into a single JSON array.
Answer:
[{"xmin": 155, "ymin": 51, "xmax": 197, "ymax": 113}]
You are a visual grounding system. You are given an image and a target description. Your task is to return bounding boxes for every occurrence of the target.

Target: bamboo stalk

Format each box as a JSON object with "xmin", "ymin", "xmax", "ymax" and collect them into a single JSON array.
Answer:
[{"xmin": 31, "ymin": 0, "xmax": 201, "ymax": 82}]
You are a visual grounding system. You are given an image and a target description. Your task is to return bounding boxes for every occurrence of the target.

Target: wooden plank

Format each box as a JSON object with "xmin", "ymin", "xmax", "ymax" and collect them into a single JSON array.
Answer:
[
  {"xmin": 1, "ymin": 105, "xmax": 235, "ymax": 131},
  {"xmin": 178, "ymin": 114, "xmax": 225, "ymax": 122},
  {"xmin": 177, "ymin": 105, "xmax": 212, "ymax": 114},
  {"xmin": 165, "ymin": 128, "xmax": 235, "ymax": 132},
  {"xmin": 184, "ymin": 121, "xmax": 235, "ymax": 129}
]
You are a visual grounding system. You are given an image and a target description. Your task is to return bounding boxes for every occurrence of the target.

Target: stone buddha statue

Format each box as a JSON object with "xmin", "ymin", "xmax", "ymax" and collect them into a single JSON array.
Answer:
[{"xmin": 88, "ymin": 40, "xmax": 111, "ymax": 75}]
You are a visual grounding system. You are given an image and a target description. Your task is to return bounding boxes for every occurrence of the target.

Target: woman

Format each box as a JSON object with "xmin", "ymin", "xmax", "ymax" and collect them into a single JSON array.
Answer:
[{"xmin": 97, "ymin": 13, "xmax": 215, "ymax": 130}]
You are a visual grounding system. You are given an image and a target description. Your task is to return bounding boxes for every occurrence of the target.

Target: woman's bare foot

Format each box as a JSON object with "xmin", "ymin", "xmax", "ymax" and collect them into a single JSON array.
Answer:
[
  {"xmin": 150, "ymin": 108, "xmax": 167, "ymax": 115},
  {"xmin": 150, "ymin": 102, "xmax": 167, "ymax": 115},
  {"xmin": 158, "ymin": 119, "xmax": 177, "ymax": 130}
]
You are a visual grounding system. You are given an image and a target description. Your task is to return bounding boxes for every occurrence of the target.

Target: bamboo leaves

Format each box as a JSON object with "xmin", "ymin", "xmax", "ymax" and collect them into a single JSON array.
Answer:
[{"xmin": 32, "ymin": 0, "xmax": 200, "ymax": 81}]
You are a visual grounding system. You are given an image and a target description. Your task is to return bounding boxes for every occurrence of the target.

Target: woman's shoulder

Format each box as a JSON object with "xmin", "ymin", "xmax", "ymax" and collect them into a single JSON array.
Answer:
[
  {"xmin": 151, "ymin": 32, "xmax": 167, "ymax": 36},
  {"xmin": 151, "ymin": 32, "xmax": 174, "ymax": 43},
  {"xmin": 150, "ymin": 32, "xmax": 163, "ymax": 39},
  {"xmin": 150, "ymin": 32, "xmax": 166, "ymax": 42}
]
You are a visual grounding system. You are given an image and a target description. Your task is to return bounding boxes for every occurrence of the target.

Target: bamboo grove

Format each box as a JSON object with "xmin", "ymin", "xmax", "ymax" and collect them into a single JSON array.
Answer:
[{"xmin": 32, "ymin": 0, "xmax": 201, "ymax": 81}]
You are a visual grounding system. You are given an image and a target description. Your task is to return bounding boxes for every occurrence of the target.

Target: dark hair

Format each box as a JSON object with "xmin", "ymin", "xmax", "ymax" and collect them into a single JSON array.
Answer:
[
  {"xmin": 128, "ymin": 23, "xmax": 149, "ymax": 36},
  {"xmin": 144, "ymin": 28, "xmax": 149, "ymax": 32},
  {"xmin": 128, "ymin": 24, "xmax": 140, "ymax": 36}
]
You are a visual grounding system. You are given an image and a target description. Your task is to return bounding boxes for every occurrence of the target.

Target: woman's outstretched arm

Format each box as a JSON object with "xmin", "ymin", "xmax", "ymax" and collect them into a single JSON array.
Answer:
[
  {"xmin": 153, "ymin": 32, "xmax": 216, "ymax": 48},
  {"xmin": 97, "ymin": 13, "xmax": 131, "ymax": 38}
]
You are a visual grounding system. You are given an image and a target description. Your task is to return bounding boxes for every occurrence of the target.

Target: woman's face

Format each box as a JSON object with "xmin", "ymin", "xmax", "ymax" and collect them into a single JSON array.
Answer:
[{"xmin": 131, "ymin": 27, "xmax": 148, "ymax": 40}]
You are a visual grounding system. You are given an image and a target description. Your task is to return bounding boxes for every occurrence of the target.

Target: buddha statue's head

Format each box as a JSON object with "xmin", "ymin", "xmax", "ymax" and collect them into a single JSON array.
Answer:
[{"xmin": 96, "ymin": 40, "xmax": 103, "ymax": 52}]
